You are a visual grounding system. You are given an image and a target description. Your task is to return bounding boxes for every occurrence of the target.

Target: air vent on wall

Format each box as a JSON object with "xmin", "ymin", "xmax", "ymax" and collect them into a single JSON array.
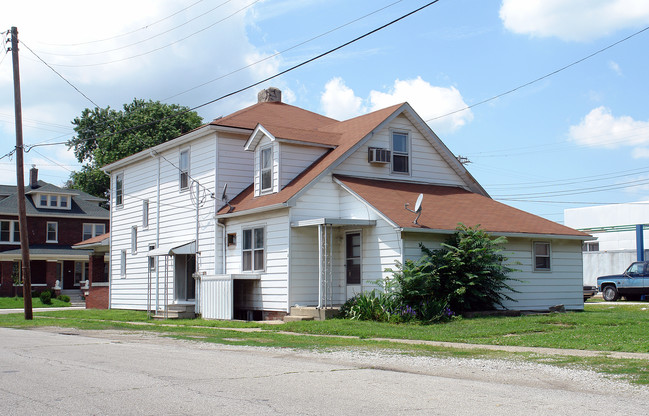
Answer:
[{"xmin": 368, "ymin": 147, "xmax": 391, "ymax": 164}]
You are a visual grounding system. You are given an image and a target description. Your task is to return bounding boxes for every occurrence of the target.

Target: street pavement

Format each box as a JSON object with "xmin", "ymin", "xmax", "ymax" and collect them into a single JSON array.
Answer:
[{"xmin": 1, "ymin": 327, "xmax": 648, "ymax": 415}]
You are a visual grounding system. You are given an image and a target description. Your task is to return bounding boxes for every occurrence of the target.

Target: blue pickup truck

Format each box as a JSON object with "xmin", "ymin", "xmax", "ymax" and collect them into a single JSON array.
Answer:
[{"xmin": 597, "ymin": 261, "xmax": 649, "ymax": 301}]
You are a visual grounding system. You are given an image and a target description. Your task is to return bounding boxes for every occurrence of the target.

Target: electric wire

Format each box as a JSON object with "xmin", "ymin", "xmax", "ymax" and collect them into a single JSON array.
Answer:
[
  {"xmin": 45, "ymin": 0, "xmax": 261, "ymax": 67},
  {"xmin": 163, "ymin": 0, "xmax": 405, "ymax": 101},
  {"xmin": 492, "ymin": 176, "xmax": 649, "ymax": 199},
  {"xmin": 20, "ymin": 41, "xmax": 100, "ymax": 108},
  {"xmin": 424, "ymin": 25, "xmax": 649, "ymax": 123},
  {"xmin": 35, "ymin": 0, "xmax": 237, "ymax": 57}
]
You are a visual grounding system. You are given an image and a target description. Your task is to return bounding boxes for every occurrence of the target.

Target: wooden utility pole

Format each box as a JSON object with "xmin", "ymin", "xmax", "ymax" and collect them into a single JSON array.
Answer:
[{"xmin": 10, "ymin": 26, "xmax": 33, "ymax": 320}]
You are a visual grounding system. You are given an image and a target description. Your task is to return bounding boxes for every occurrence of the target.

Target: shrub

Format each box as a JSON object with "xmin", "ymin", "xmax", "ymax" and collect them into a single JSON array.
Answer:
[
  {"xmin": 339, "ymin": 290, "xmax": 396, "ymax": 322},
  {"xmin": 57, "ymin": 294, "xmax": 71, "ymax": 303},
  {"xmin": 39, "ymin": 290, "xmax": 52, "ymax": 305},
  {"xmin": 388, "ymin": 224, "xmax": 518, "ymax": 315}
]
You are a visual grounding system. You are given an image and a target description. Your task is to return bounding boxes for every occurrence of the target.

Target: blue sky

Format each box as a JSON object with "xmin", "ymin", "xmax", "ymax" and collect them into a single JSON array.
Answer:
[{"xmin": 2, "ymin": 0, "xmax": 649, "ymax": 224}]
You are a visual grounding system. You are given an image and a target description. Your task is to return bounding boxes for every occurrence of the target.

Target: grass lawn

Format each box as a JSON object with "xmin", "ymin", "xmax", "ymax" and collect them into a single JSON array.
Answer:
[
  {"xmin": 1, "ymin": 303, "xmax": 648, "ymax": 384},
  {"xmin": 0, "ymin": 296, "xmax": 71, "ymax": 309}
]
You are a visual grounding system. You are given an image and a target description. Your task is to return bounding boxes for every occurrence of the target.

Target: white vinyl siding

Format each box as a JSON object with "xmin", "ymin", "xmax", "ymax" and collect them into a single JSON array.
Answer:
[
  {"xmin": 334, "ymin": 114, "xmax": 466, "ymax": 187},
  {"xmin": 225, "ymin": 210, "xmax": 289, "ymax": 312},
  {"xmin": 109, "ymin": 133, "xmax": 219, "ymax": 310},
  {"xmin": 402, "ymin": 234, "xmax": 583, "ymax": 311},
  {"xmin": 279, "ymin": 143, "xmax": 327, "ymax": 189}
]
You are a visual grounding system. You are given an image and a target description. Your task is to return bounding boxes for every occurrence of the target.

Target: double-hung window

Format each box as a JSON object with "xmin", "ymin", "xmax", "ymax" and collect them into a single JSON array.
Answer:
[
  {"xmin": 148, "ymin": 244, "xmax": 156, "ymax": 272},
  {"xmin": 115, "ymin": 173, "xmax": 124, "ymax": 206},
  {"xmin": 131, "ymin": 226, "xmax": 137, "ymax": 254},
  {"xmin": 391, "ymin": 131, "xmax": 410, "ymax": 174},
  {"xmin": 142, "ymin": 200, "xmax": 149, "ymax": 227},
  {"xmin": 260, "ymin": 147, "xmax": 273, "ymax": 192},
  {"xmin": 242, "ymin": 227, "xmax": 265, "ymax": 272},
  {"xmin": 82, "ymin": 223, "xmax": 105, "ymax": 241},
  {"xmin": 0, "ymin": 221, "xmax": 19, "ymax": 243},
  {"xmin": 533, "ymin": 242, "xmax": 551, "ymax": 271},
  {"xmin": 179, "ymin": 149, "xmax": 189, "ymax": 190},
  {"xmin": 46, "ymin": 222, "xmax": 58, "ymax": 243}
]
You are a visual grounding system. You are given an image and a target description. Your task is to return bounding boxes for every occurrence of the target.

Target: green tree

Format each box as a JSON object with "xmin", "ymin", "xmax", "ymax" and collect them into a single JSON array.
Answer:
[{"xmin": 66, "ymin": 99, "xmax": 203, "ymax": 198}]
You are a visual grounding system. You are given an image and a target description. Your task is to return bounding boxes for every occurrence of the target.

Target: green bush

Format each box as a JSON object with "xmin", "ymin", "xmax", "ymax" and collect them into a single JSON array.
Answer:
[
  {"xmin": 57, "ymin": 294, "xmax": 71, "ymax": 303},
  {"xmin": 39, "ymin": 290, "xmax": 52, "ymax": 305},
  {"xmin": 389, "ymin": 224, "xmax": 518, "ymax": 315}
]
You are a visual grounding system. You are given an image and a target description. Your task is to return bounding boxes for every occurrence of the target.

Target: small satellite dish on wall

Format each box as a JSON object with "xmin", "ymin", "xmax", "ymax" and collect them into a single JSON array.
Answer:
[
  {"xmin": 405, "ymin": 193, "xmax": 424, "ymax": 225},
  {"xmin": 220, "ymin": 183, "xmax": 228, "ymax": 201},
  {"xmin": 221, "ymin": 183, "xmax": 234, "ymax": 212}
]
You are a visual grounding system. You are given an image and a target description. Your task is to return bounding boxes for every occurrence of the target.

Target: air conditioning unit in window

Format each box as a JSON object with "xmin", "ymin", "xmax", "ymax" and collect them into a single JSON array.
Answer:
[{"xmin": 368, "ymin": 147, "xmax": 391, "ymax": 164}]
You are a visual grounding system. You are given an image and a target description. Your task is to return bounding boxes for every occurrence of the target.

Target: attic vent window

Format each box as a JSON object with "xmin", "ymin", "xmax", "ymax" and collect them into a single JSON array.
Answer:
[{"xmin": 368, "ymin": 147, "xmax": 391, "ymax": 164}]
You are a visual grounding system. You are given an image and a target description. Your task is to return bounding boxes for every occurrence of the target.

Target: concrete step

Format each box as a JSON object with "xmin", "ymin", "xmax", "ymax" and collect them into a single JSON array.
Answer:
[
  {"xmin": 288, "ymin": 306, "xmax": 340, "ymax": 321},
  {"xmin": 283, "ymin": 315, "xmax": 315, "ymax": 322},
  {"xmin": 153, "ymin": 304, "xmax": 196, "ymax": 320}
]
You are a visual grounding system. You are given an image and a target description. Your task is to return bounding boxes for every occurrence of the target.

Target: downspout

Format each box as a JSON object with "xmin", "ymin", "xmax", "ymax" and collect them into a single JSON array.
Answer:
[
  {"xmin": 216, "ymin": 221, "xmax": 226, "ymax": 274},
  {"xmin": 155, "ymin": 155, "xmax": 161, "ymax": 311},
  {"xmin": 318, "ymin": 224, "xmax": 323, "ymax": 309}
]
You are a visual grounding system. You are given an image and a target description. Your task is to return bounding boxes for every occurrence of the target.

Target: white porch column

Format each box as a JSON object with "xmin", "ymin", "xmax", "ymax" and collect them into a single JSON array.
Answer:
[{"xmin": 318, "ymin": 224, "xmax": 323, "ymax": 309}]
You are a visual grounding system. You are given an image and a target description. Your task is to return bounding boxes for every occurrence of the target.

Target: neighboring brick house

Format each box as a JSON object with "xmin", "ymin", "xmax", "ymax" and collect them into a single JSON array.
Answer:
[{"xmin": 0, "ymin": 167, "xmax": 109, "ymax": 297}]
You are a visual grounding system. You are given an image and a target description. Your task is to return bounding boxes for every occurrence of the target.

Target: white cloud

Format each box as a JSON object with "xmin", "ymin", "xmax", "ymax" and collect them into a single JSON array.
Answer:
[
  {"xmin": 500, "ymin": 0, "xmax": 649, "ymax": 41},
  {"xmin": 320, "ymin": 76, "xmax": 473, "ymax": 134},
  {"xmin": 608, "ymin": 61, "xmax": 623, "ymax": 76},
  {"xmin": 321, "ymin": 77, "xmax": 366, "ymax": 120},
  {"xmin": 568, "ymin": 107, "xmax": 649, "ymax": 152}
]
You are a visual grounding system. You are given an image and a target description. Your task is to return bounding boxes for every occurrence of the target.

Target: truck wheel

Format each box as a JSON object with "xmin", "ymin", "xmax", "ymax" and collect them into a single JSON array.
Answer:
[{"xmin": 602, "ymin": 286, "xmax": 619, "ymax": 302}]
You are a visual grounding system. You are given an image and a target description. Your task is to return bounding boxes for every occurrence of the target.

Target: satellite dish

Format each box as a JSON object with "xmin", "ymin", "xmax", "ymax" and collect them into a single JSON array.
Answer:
[
  {"xmin": 414, "ymin": 193, "xmax": 423, "ymax": 213},
  {"xmin": 220, "ymin": 183, "xmax": 228, "ymax": 201},
  {"xmin": 404, "ymin": 193, "xmax": 424, "ymax": 225}
]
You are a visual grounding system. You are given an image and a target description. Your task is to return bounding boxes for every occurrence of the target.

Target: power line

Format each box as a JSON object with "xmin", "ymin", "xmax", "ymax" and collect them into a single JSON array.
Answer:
[
  {"xmin": 20, "ymin": 41, "xmax": 100, "ymax": 108},
  {"xmin": 44, "ymin": 0, "xmax": 261, "ymax": 68},
  {"xmin": 26, "ymin": 0, "xmax": 441, "ymax": 152},
  {"xmin": 425, "ymin": 24, "xmax": 649, "ymax": 123},
  {"xmin": 163, "ymin": 0, "xmax": 405, "ymax": 101},
  {"xmin": 35, "ymin": 0, "xmax": 237, "ymax": 57},
  {"xmin": 492, "ymin": 176, "xmax": 649, "ymax": 199},
  {"xmin": 35, "ymin": 0, "xmax": 206, "ymax": 47}
]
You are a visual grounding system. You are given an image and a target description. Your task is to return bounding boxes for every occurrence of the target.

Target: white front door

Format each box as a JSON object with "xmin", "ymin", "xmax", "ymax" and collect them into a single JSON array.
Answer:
[{"xmin": 345, "ymin": 232, "xmax": 361, "ymax": 299}]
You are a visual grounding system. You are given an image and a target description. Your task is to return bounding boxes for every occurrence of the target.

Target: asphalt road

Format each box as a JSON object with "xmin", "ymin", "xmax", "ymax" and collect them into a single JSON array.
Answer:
[{"xmin": 1, "ymin": 327, "xmax": 648, "ymax": 415}]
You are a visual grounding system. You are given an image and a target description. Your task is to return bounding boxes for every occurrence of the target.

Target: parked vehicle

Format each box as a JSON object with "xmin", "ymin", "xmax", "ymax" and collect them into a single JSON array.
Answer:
[
  {"xmin": 596, "ymin": 261, "xmax": 649, "ymax": 301},
  {"xmin": 583, "ymin": 285, "xmax": 597, "ymax": 301}
]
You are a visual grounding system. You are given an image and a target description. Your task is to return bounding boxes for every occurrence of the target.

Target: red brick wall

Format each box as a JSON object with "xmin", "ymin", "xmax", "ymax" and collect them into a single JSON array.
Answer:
[
  {"xmin": 85, "ymin": 286, "xmax": 109, "ymax": 309},
  {"xmin": 0, "ymin": 214, "xmax": 109, "ymax": 247},
  {"xmin": 0, "ymin": 261, "xmax": 12, "ymax": 297}
]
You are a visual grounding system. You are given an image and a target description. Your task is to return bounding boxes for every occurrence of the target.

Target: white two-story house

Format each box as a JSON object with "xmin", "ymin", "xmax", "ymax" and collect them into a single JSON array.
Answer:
[{"xmin": 103, "ymin": 88, "xmax": 589, "ymax": 319}]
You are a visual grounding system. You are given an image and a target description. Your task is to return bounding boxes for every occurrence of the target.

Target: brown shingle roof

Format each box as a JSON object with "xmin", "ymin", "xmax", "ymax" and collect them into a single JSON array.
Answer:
[
  {"xmin": 217, "ymin": 103, "xmax": 404, "ymax": 215},
  {"xmin": 211, "ymin": 101, "xmax": 338, "ymax": 132},
  {"xmin": 335, "ymin": 175, "xmax": 588, "ymax": 238}
]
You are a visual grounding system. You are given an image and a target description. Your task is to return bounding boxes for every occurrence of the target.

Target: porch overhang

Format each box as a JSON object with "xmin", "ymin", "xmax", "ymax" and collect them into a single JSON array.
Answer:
[
  {"xmin": 148, "ymin": 240, "xmax": 196, "ymax": 257},
  {"xmin": 291, "ymin": 218, "xmax": 376, "ymax": 228}
]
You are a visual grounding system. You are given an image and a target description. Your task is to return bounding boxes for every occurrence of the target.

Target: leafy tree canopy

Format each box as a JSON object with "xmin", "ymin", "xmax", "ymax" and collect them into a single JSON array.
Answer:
[{"xmin": 66, "ymin": 99, "xmax": 203, "ymax": 198}]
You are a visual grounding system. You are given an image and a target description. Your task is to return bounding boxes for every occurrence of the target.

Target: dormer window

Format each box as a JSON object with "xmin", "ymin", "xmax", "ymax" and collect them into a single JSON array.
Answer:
[
  {"xmin": 37, "ymin": 193, "xmax": 72, "ymax": 210},
  {"xmin": 260, "ymin": 146, "xmax": 273, "ymax": 192}
]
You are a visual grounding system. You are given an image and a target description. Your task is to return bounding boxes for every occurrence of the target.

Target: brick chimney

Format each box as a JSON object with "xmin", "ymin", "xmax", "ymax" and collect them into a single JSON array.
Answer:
[
  {"xmin": 29, "ymin": 165, "xmax": 39, "ymax": 188},
  {"xmin": 257, "ymin": 87, "xmax": 282, "ymax": 103}
]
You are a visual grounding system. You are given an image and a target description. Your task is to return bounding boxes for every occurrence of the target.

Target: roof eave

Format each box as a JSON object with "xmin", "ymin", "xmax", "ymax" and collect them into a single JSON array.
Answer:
[
  {"xmin": 216, "ymin": 202, "xmax": 289, "ymax": 218},
  {"xmin": 400, "ymin": 227, "xmax": 592, "ymax": 240}
]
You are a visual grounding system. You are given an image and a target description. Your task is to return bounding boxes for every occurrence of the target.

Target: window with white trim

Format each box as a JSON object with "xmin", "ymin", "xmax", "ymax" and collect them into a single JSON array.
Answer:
[
  {"xmin": 46, "ymin": 222, "xmax": 58, "ymax": 243},
  {"xmin": 115, "ymin": 173, "xmax": 123, "ymax": 206},
  {"xmin": 0, "ymin": 220, "xmax": 19, "ymax": 243},
  {"xmin": 37, "ymin": 194, "xmax": 71, "ymax": 209},
  {"xmin": 148, "ymin": 244, "xmax": 156, "ymax": 272},
  {"xmin": 179, "ymin": 149, "xmax": 189, "ymax": 190},
  {"xmin": 242, "ymin": 227, "xmax": 265, "ymax": 272},
  {"xmin": 260, "ymin": 146, "xmax": 273, "ymax": 192},
  {"xmin": 40, "ymin": 195, "xmax": 47, "ymax": 206},
  {"xmin": 143, "ymin": 200, "xmax": 149, "ymax": 227},
  {"xmin": 131, "ymin": 226, "xmax": 137, "ymax": 254},
  {"xmin": 60, "ymin": 196, "xmax": 68, "ymax": 208},
  {"xmin": 391, "ymin": 131, "xmax": 410, "ymax": 174},
  {"xmin": 120, "ymin": 249, "xmax": 127, "ymax": 277},
  {"xmin": 82, "ymin": 223, "xmax": 105, "ymax": 241},
  {"xmin": 533, "ymin": 242, "xmax": 551, "ymax": 271}
]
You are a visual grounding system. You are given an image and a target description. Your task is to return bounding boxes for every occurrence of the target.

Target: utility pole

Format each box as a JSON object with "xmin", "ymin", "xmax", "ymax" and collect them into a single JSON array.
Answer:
[{"xmin": 10, "ymin": 26, "xmax": 33, "ymax": 320}]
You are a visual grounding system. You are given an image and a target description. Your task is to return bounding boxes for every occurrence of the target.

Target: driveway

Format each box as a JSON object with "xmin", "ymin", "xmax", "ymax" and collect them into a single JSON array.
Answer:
[{"xmin": 1, "ymin": 327, "xmax": 648, "ymax": 415}]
